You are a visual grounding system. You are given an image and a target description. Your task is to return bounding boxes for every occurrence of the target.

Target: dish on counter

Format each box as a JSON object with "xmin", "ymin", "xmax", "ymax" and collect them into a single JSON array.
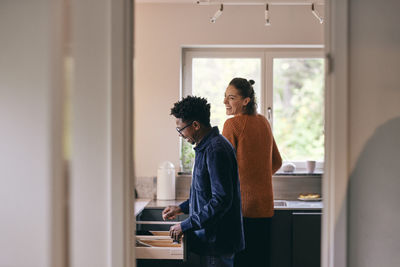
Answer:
[{"xmin": 298, "ymin": 193, "xmax": 322, "ymax": 201}]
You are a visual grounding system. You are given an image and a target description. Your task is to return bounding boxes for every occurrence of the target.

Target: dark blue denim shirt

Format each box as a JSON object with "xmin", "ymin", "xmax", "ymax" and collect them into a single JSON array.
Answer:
[{"xmin": 179, "ymin": 127, "xmax": 244, "ymax": 256}]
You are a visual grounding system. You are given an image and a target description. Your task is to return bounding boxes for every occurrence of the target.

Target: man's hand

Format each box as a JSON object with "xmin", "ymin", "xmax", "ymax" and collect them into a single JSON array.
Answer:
[
  {"xmin": 169, "ymin": 223, "xmax": 183, "ymax": 242},
  {"xmin": 162, "ymin": 205, "xmax": 182, "ymax": 220}
]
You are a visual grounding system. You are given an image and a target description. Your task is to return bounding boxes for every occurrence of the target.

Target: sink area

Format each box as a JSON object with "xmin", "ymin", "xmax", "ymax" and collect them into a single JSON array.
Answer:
[
  {"xmin": 274, "ymin": 200, "xmax": 323, "ymax": 209},
  {"xmin": 274, "ymin": 200, "xmax": 287, "ymax": 207}
]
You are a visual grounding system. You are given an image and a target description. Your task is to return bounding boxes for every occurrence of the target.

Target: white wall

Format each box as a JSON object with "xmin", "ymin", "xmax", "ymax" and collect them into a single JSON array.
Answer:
[
  {"xmin": 347, "ymin": 0, "xmax": 400, "ymax": 266},
  {"xmin": 134, "ymin": 3, "xmax": 324, "ymax": 177}
]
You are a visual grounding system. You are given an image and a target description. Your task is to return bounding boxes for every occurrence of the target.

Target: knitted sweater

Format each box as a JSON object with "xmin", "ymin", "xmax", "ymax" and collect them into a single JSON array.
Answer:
[{"xmin": 222, "ymin": 114, "xmax": 282, "ymax": 218}]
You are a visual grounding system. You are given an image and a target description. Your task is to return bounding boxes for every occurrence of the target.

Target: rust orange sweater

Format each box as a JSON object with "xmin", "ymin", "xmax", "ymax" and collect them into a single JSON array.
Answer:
[{"xmin": 222, "ymin": 114, "xmax": 282, "ymax": 218}]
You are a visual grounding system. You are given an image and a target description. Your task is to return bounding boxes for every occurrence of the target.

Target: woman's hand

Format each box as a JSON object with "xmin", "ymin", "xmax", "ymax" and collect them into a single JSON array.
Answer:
[{"xmin": 162, "ymin": 205, "xmax": 182, "ymax": 220}]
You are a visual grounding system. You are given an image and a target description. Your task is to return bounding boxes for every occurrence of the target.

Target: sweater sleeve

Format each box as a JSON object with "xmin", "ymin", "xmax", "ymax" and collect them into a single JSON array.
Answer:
[
  {"xmin": 222, "ymin": 119, "xmax": 238, "ymax": 150},
  {"xmin": 271, "ymin": 138, "xmax": 282, "ymax": 174}
]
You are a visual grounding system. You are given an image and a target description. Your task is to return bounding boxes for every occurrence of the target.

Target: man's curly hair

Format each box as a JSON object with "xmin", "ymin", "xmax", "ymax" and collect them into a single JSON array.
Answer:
[{"xmin": 170, "ymin": 95, "xmax": 211, "ymax": 127}]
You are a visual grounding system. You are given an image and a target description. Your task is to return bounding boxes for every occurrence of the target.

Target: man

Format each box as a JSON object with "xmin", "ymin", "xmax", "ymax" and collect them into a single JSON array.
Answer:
[{"xmin": 162, "ymin": 96, "xmax": 244, "ymax": 267}]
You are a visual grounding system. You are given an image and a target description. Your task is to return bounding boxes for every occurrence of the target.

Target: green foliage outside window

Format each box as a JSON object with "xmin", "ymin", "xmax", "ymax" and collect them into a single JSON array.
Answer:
[
  {"xmin": 181, "ymin": 141, "xmax": 195, "ymax": 173},
  {"xmin": 273, "ymin": 58, "xmax": 325, "ymax": 161}
]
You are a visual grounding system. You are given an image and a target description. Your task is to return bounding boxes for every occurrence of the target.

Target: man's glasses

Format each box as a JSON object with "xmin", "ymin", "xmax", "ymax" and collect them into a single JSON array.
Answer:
[{"xmin": 176, "ymin": 121, "xmax": 193, "ymax": 136}]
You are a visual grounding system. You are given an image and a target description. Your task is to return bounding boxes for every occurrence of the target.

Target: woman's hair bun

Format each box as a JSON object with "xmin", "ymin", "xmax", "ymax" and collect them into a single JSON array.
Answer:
[{"xmin": 248, "ymin": 79, "xmax": 255, "ymax": 85}]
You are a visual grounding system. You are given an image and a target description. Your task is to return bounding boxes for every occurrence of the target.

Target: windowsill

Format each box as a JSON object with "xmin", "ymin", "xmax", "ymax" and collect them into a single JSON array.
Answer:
[
  {"xmin": 274, "ymin": 172, "xmax": 323, "ymax": 177},
  {"xmin": 178, "ymin": 172, "xmax": 323, "ymax": 177}
]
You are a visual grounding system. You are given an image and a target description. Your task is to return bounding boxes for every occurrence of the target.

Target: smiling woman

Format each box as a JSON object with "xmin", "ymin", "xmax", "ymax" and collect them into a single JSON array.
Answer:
[
  {"xmin": 221, "ymin": 77, "xmax": 282, "ymax": 266},
  {"xmin": 223, "ymin": 82, "xmax": 252, "ymax": 116}
]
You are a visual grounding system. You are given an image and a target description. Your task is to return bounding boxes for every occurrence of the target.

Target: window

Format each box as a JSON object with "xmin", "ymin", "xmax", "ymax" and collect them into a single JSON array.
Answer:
[
  {"xmin": 272, "ymin": 58, "xmax": 324, "ymax": 162},
  {"xmin": 181, "ymin": 48, "xmax": 324, "ymax": 173}
]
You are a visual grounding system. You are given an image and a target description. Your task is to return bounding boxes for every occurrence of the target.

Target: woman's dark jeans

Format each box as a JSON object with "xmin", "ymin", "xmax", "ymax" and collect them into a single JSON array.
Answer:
[{"xmin": 234, "ymin": 217, "xmax": 272, "ymax": 267}]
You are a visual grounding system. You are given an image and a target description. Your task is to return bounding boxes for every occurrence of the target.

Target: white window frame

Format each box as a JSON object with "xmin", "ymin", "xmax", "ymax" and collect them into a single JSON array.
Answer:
[
  {"xmin": 265, "ymin": 50, "xmax": 325, "ymax": 172},
  {"xmin": 182, "ymin": 49, "xmax": 266, "ymax": 113},
  {"xmin": 182, "ymin": 47, "xmax": 325, "ymax": 173}
]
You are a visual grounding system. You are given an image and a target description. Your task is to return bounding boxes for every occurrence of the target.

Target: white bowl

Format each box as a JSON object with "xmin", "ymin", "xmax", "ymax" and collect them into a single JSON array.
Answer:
[{"xmin": 282, "ymin": 163, "xmax": 296, "ymax": 173}]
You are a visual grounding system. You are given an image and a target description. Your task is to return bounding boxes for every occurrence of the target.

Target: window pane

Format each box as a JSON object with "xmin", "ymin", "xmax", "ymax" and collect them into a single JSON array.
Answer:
[
  {"xmin": 273, "ymin": 58, "xmax": 324, "ymax": 162},
  {"xmin": 192, "ymin": 58, "xmax": 261, "ymax": 130},
  {"xmin": 180, "ymin": 57, "xmax": 261, "ymax": 173}
]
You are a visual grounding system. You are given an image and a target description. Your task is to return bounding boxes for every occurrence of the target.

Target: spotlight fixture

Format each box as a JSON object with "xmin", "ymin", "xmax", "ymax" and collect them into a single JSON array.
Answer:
[
  {"xmin": 265, "ymin": 3, "xmax": 271, "ymax": 26},
  {"xmin": 210, "ymin": 4, "xmax": 223, "ymax": 23},
  {"xmin": 311, "ymin": 3, "xmax": 324, "ymax": 24}
]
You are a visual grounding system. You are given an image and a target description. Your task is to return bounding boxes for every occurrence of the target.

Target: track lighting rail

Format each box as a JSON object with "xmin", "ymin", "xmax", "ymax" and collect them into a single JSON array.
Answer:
[{"xmin": 197, "ymin": 1, "xmax": 324, "ymax": 25}]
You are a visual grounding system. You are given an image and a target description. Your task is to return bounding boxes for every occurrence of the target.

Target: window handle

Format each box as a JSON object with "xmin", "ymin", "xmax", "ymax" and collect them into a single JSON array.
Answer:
[{"xmin": 267, "ymin": 107, "xmax": 272, "ymax": 122}]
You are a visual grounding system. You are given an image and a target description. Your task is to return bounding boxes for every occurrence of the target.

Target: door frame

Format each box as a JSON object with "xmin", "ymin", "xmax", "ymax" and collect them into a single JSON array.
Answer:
[
  {"xmin": 322, "ymin": 0, "xmax": 349, "ymax": 267},
  {"xmin": 129, "ymin": 1, "xmax": 350, "ymax": 266},
  {"xmin": 110, "ymin": 0, "xmax": 135, "ymax": 266},
  {"xmin": 68, "ymin": 0, "xmax": 135, "ymax": 266}
]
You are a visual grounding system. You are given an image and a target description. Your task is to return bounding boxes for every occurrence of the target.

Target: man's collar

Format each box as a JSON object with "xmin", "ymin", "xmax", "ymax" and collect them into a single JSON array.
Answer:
[{"xmin": 194, "ymin": 126, "xmax": 219, "ymax": 151}]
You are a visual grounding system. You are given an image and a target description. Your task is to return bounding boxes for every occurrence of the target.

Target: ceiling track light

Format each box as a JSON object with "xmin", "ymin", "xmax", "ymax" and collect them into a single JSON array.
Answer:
[
  {"xmin": 197, "ymin": 1, "xmax": 325, "ymax": 26},
  {"xmin": 311, "ymin": 3, "xmax": 324, "ymax": 24},
  {"xmin": 210, "ymin": 4, "xmax": 223, "ymax": 23},
  {"xmin": 265, "ymin": 3, "xmax": 271, "ymax": 26}
]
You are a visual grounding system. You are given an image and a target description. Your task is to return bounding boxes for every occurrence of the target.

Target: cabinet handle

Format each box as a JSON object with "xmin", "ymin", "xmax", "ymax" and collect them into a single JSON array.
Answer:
[
  {"xmin": 292, "ymin": 212, "xmax": 322, "ymax": 215},
  {"xmin": 136, "ymin": 221, "xmax": 182, "ymax": 225}
]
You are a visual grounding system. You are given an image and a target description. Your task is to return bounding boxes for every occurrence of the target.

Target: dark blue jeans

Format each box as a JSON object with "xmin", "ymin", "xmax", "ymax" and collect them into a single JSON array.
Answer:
[{"xmin": 200, "ymin": 254, "xmax": 234, "ymax": 267}]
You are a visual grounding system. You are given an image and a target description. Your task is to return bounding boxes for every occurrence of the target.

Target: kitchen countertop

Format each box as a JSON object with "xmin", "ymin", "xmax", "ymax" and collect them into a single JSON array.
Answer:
[
  {"xmin": 134, "ymin": 199, "xmax": 152, "ymax": 216},
  {"xmin": 137, "ymin": 198, "xmax": 323, "ymax": 211},
  {"xmin": 278, "ymin": 200, "xmax": 323, "ymax": 210}
]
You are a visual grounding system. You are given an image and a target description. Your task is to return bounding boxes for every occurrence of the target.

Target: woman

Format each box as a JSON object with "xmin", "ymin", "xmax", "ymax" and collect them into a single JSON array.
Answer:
[{"xmin": 222, "ymin": 78, "xmax": 282, "ymax": 267}]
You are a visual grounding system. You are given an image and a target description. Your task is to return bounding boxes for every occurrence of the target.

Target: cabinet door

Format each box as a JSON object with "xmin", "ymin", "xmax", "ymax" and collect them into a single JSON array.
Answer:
[
  {"xmin": 270, "ymin": 211, "xmax": 292, "ymax": 267},
  {"xmin": 291, "ymin": 212, "xmax": 322, "ymax": 267}
]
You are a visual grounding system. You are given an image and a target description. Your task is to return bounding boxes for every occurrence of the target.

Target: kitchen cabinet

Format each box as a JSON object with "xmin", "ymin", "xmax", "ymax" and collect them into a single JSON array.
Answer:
[
  {"xmin": 136, "ymin": 231, "xmax": 186, "ymax": 260},
  {"xmin": 270, "ymin": 210, "xmax": 322, "ymax": 267},
  {"xmin": 136, "ymin": 208, "xmax": 199, "ymax": 267},
  {"xmin": 136, "ymin": 206, "xmax": 321, "ymax": 267},
  {"xmin": 292, "ymin": 211, "xmax": 321, "ymax": 267},
  {"xmin": 270, "ymin": 210, "xmax": 293, "ymax": 267}
]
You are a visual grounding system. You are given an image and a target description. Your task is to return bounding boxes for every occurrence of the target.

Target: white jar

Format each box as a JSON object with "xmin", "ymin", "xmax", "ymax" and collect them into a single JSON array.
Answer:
[{"xmin": 156, "ymin": 161, "xmax": 176, "ymax": 200}]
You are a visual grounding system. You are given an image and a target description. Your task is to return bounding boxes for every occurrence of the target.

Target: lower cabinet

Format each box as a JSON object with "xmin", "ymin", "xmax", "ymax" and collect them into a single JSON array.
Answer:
[
  {"xmin": 136, "ymin": 209, "xmax": 200, "ymax": 267},
  {"xmin": 270, "ymin": 211, "xmax": 293, "ymax": 267},
  {"xmin": 270, "ymin": 210, "xmax": 322, "ymax": 267},
  {"xmin": 136, "ymin": 208, "xmax": 321, "ymax": 267},
  {"xmin": 291, "ymin": 212, "xmax": 322, "ymax": 267}
]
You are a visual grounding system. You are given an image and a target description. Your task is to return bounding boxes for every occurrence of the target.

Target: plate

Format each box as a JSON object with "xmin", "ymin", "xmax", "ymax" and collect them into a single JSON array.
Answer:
[{"xmin": 297, "ymin": 197, "xmax": 322, "ymax": 201}]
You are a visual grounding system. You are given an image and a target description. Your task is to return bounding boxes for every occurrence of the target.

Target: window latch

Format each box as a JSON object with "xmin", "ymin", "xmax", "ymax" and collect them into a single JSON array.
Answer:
[{"xmin": 267, "ymin": 107, "xmax": 272, "ymax": 122}]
